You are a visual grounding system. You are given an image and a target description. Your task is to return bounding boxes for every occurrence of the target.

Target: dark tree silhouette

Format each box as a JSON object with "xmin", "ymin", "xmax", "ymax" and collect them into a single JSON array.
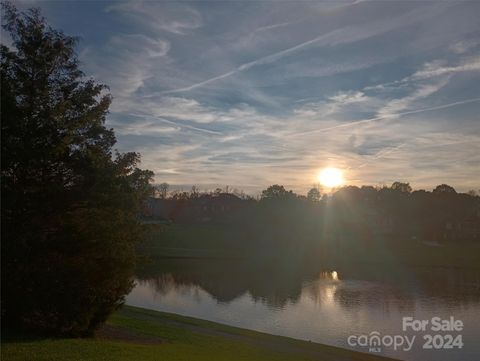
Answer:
[
  {"xmin": 307, "ymin": 187, "xmax": 321, "ymax": 202},
  {"xmin": 433, "ymin": 184, "xmax": 457, "ymax": 195},
  {"xmin": 1, "ymin": 3, "xmax": 153, "ymax": 336},
  {"xmin": 156, "ymin": 182, "xmax": 169, "ymax": 199},
  {"xmin": 391, "ymin": 181, "xmax": 412, "ymax": 193},
  {"xmin": 467, "ymin": 190, "xmax": 478, "ymax": 197},
  {"xmin": 261, "ymin": 185, "xmax": 296, "ymax": 200}
]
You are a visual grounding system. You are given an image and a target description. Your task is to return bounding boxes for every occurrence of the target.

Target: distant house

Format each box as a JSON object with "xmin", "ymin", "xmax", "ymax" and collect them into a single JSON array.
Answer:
[
  {"xmin": 141, "ymin": 193, "xmax": 247, "ymax": 222},
  {"xmin": 184, "ymin": 193, "xmax": 246, "ymax": 222},
  {"xmin": 443, "ymin": 210, "xmax": 480, "ymax": 241},
  {"xmin": 197, "ymin": 193, "xmax": 243, "ymax": 212},
  {"xmin": 364, "ymin": 208, "xmax": 395, "ymax": 237},
  {"xmin": 142, "ymin": 198, "xmax": 175, "ymax": 220}
]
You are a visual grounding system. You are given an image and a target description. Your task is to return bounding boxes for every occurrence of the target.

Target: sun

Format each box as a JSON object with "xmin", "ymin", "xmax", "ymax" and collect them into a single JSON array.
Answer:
[{"xmin": 318, "ymin": 167, "xmax": 344, "ymax": 188}]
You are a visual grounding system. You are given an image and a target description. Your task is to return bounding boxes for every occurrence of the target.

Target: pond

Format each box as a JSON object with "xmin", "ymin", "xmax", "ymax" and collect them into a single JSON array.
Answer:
[{"xmin": 126, "ymin": 259, "xmax": 480, "ymax": 361}]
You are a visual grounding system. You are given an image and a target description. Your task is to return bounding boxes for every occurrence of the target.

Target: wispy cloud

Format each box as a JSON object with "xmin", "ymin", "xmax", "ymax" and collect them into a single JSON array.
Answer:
[
  {"xmin": 81, "ymin": 33, "xmax": 170, "ymax": 99},
  {"xmin": 32, "ymin": 0, "xmax": 480, "ymax": 192},
  {"xmin": 161, "ymin": 2, "xmax": 452, "ymax": 94},
  {"xmin": 290, "ymin": 97, "xmax": 480, "ymax": 137},
  {"xmin": 410, "ymin": 56, "xmax": 480, "ymax": 81},
  {"xmin": 450, "ymin": 39, "xmax": 480, "ymax": 54},
  {"xmin": 376, "ymin": 77, "xmax": 451, "ymax": 118},
  {"xmin": 106, "ymin": 1, "xmax": 202, "ymax": 35},
  {"xmin": 366, "ymin": 56, "xmax": 480, "ymax": 91}
]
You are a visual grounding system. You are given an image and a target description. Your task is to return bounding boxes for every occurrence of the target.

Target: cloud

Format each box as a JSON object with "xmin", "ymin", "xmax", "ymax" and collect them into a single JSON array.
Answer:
[
  {"xmin": 109, "ymin": 34, "xmax": 170, "ymax": 57},
  {"xmin": 81, "ymin": 33, "xmax": 170, "ymax": 99},
  {"xmin": 410, "ymin": 56, "xmax": 480, "ymax": 80},
  {"xmin": 376, "ymin": 77, "xmax": 451, "ymax": 118},
  {"xmin": 289, "ymin": 54, "xmax": 480, "ymax": 137},
  {"xmin": 366, "ymin": 56, "xmax": 480, "ymax": 92},
  {"xmin": 449, "ymin": 39, "xmax": 480, "ymax": 54},
  {"xmin": 35, "ymin": 0, "xmax": 479, "ymax": 193},
  {"xmin": 329, "ymin": 91, "xmax": 369, "ymax": 104},
  {"xmin": 289, "ymin": 97, "xmax": 480, "ymax": 137},
  {"xmin": 106, "ymin": 1, "xmax": 202, "ymax": 35},
  {"xmin": 161, "ymin": 2, "xmax": 453, "ymax": 94},
  {"xmin": 293, "ymin": 90, "xmax": 378, "ymax": 122}
]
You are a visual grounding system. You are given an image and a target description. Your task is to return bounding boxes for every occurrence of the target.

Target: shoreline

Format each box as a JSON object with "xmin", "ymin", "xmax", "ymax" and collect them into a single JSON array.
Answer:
[
  {"xmin": 2, "ymin": 305, "xmax": 399, "ymax": 361},
  {"xmin": 111, "ymin": 305, "xmax": 401, "ymax": 361}
]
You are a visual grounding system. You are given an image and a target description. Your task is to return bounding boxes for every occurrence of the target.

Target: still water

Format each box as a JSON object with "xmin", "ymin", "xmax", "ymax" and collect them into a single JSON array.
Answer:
[{"xmin": 126, "ymin": 259, "xmax": 480, "ymax": 361}]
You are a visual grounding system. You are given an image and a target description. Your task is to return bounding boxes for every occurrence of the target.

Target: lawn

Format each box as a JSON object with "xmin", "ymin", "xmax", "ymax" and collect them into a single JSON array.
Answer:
[
  {"xmin": 2, "ymin": 305, "xmax": 397, "ymax": 361},
  {"xmin": 140, "ymin": 223, "xmax": 480, "ymax": 268}
]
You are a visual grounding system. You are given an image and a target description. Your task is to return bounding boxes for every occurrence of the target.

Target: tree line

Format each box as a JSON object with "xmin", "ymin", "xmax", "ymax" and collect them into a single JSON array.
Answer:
[
  {"xmin": 153, "ymin": 181, "xmax": 478, "ymax": 202},
  {"xmin": 148, "ymin": 181, "xmax": 480, "ymax": 245}
]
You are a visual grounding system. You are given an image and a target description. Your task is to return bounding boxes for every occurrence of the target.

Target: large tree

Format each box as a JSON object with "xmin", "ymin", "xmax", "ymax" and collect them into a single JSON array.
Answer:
[
  {"xmin": 1, "ymin": 3, "xmax": 154, "ymax": 335},
  {"xmin": 261, "ymin": 185, "xmax": 296, "ymax": 201},
  {"xmin": 306, "ymin": 187, "xmax": 321, "ymax": 202},
  {"xmin": 433, "ymin": 184, "xmax": 457, "ymax": 195},
  {"xmin": 391, "ymin": 181, "xmax": 412, "ymax": 194}
]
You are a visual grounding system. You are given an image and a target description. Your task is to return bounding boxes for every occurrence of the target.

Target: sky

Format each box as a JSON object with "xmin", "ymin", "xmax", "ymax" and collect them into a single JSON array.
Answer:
[{"xmin": 7, "ymin": 0, "xmax": 480, "ymax": 194}]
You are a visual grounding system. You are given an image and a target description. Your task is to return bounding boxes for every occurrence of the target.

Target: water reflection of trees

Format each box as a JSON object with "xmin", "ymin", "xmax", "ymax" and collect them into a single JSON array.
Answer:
[{"xmin": 137, "ymin": 259, "xmax": 480, "ymax": 310}]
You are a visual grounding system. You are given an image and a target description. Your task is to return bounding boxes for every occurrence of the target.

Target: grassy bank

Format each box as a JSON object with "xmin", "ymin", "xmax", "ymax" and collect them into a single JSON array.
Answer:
[
  {"xmin": 141, "ymin": 223, "xmax": 480, "ymax": 268},
  {"xmin": 2, "ymin": 305, "xmax": 396, "ymax": 361},
  {"xmin": 139, "ymin": 223, "xmax": 247, "ymax": 259}
]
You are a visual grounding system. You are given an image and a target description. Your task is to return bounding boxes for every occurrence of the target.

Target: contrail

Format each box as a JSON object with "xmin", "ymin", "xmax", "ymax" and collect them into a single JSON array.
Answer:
[
  {"xmin": 129, "ymin": 113, "xmax": 222, "ymax": 135},
  {"xmin": 353, "ymin": 143, "xmax": 407, "ymax": 170},
  {"xmin": 159, "ymin": 3, "xmax": 450, "ymax": 95},
  {"xmin": 160, "ymin": 28, "xmax": 362, "ymax": 94},
  {"xmin": 351, "ymin": 139, "xmax": 478, "ymax": 170},
  {"xmin": 290, "ymin": 97, "xmax": 480, "ymax": 137},
  {"xmin": 253, "ymin": 21, "xmax": 294, "ymax": 33},
  {"xmin": 159, "ymin": 30, "xmax": 333, "ymax": 94}
]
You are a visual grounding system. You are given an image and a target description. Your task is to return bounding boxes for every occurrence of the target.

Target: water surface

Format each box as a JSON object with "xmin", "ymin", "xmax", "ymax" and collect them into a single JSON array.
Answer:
[{"xmin": 126, "ymin": 259, "xmax": 480, "ymax": 361}]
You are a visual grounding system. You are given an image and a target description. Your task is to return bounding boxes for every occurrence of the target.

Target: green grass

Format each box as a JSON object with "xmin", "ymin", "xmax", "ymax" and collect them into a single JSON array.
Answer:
[
  {"xmin": 141, "ymin": 223, "xmax": 480, "ymax": 268},
  {"xmin": 338, "ymin": 238, "xmax": 480, "ymax": 269},
  {"xmin": 389, "ymin": 240, "xmax": 480, "ymax": 268},
  {"xmin": 140, "ymin": 223, "xmax": 247, "ymax": 259},
  {"xmin": 2, "ymin": 306, "xmax": 396, "ymax": 361}
]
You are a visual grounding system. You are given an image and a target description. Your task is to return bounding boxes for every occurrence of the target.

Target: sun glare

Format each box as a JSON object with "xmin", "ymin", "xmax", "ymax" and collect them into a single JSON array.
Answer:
[{"xmin": 318, "ymin": 167, "xmax": 344, "ymax": 188}]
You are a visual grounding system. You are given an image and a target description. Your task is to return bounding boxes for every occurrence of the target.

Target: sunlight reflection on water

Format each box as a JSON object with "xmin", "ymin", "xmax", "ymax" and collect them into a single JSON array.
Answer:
[{"xmin": 126, "ymin": 265, "xmax": 480, "ymax": 361}]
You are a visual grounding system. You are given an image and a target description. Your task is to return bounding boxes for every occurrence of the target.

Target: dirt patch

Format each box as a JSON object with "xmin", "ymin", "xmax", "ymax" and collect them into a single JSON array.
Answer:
[{"xmin": 96, "ymin": 324, "xmax": 162, "ymax": 345}]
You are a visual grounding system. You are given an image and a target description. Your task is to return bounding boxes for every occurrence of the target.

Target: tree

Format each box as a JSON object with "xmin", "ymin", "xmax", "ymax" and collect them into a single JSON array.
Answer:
[
  {"xmin": 433, "ymin": 184, "xmax": 457, "ymax": 195},
  {"xmin": 391, "ymin": 181, "xmax": 412, "ymax": 193},
  {"xmin": 1, "ymin": 3, "xmax": 153, "ymax": 336},
  {"xmin": 261, "ymin": 185, "xmax": 296, "ymax": 200},
  {"xmin": 156, "ymin": 182, "xmax": 169, "ymax": 199},
  {"xmin": 307, "ymin": 187, "xmax": 321, "ymax": 202},
  {"xmin": 190, "ymin": 185, "xmax": 200, "ymax": 198},
  {"xmin": 467, "ymin": 189, "xmax": 478, "ymax": 197}
]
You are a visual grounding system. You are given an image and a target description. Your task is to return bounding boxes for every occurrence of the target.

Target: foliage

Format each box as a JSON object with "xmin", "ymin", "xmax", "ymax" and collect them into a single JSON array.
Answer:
[
  {"xmin": 156, "ymin": 182, "xmax": 169, "ymax": 199},
  {"xmin": 260, "ymin": 184, "xmax": 296, "ymax": 201},
  {"xmin": 307, "ymin": 187, "xmax": 321, "ymax": 202},
  {"xmin": 391, "ymin": 181, "xmax": 412, "ymax": 193},
  {"xmin": 144, "ymin": 180, "xmax": 479, "ymax": 250},
  {"xmin": 433, "ymin": 184, "xmax": 457, "ymax": 195},
  {"xmin": 1, "ymin": 3, "xmax": 153, "ymax": 336}
]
